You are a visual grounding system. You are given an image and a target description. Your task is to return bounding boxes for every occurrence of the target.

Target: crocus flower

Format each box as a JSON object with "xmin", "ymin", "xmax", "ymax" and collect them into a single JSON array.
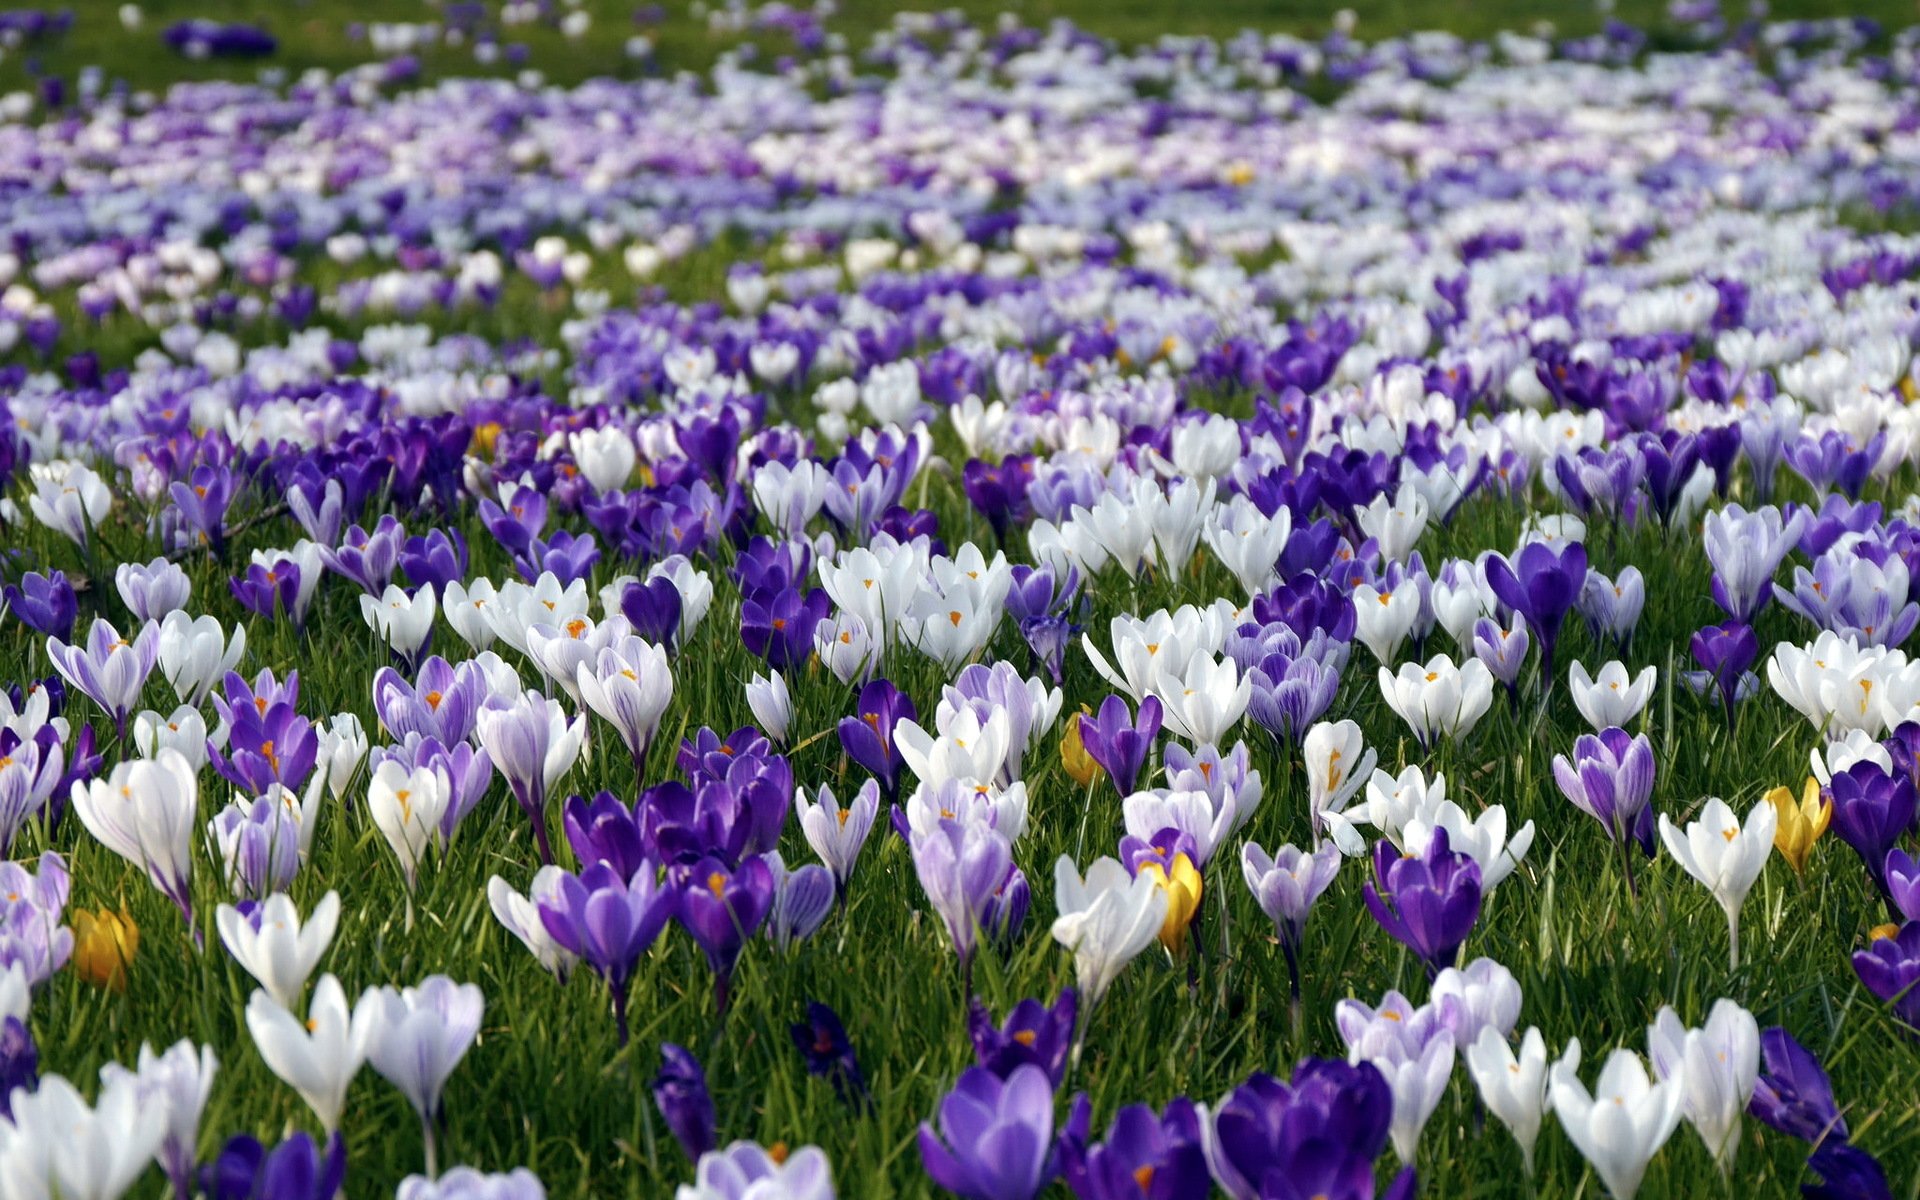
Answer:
[
  {"xmin": 791, "ymin": 1001, "xmax": 868, "ymax": 1104},
  {"xmin": 98, "ymin": 1038, "xmax": 218, "ymax": 1199},
  {"xmin": 746, "ymin": 670, "xmax": 791, "ymax": 745},
  {"xmin": 1551, "ymin": 727, "xmax": 1658, "ymax": 881},
  {"xmin": 575, "ymin": 637, "xmax": 674, "ymax": 777},
  {"xmin": 1201, "ymin": 1058, "xmax": 1401, "ymax": 1200},
  {"xmin": 396, "ymin": 1167, "xmax": 547, "ymax": 1200},
  {"xmin": 27, "ymin": 461, "xmax": 111, "ymax": 551},
  {"xmin": 3, "ymin": 571, "xmax": 78, "ymax": 641},
  {"xmin": 0, "ymin": 1073, "xmax": 164, "ymax": 1200},
  {"xmin": 1059, "ymin": 1096, "xmax": 1209, "ymax": 1200},
  {"xmin": 73, "ymin": 906, "xmax": 139, "ymax": 992},
  {"xmin": 917, "ymin": 1064, "xmax": 1057, "ymax": 1200},
  {"xmin": 1464, "ymin": 1027, "xmax": 1577, "ymax": 1177},
  {"xmin": 1483, "ymin": 538, "xmax": 1587, "ymax": 679},
  {"xmin": 1549, "ymin": 1049, "xmax": 1685, "ymax": 1199},
  {"xmin": 1657, "ymin": 797, "xmax": 1776, "ymax": 969},
  {"xmin": 968, "ymin": 989, "xmax": 1076, "ymax": 1087},
  {"xmin": 47, "ymin": 618, "xmax": 159, "ymax": 739},
  {"xmin": 1647, "ymin": 1000, "xmax": 1759, "ymax": 1174},
  {"xmin": 678, "ymin": 1140, "xmax": 835, "ymax": 1200},
  {"xmin": 671, "ymin": 854, "xmax": 775, "ymax": 1015},
  {"xmin": 1703, "ymin": 503, "xmax": 1808, "ymax": 622},
  {"xmin": 538, "ymin": 861, "xmax": 674, "ymax": 1043},
  {"xmin": 796, "ymin": 780, "xmax": 879, "ymax": 894},
  {"xmin": 765, "ymin": 851, "xmax": 834, "ymax": 950},
  {"xmin": 200, "ymin": 1132, "xmax": 345, "ymax": 1200},
  {"xmin": 1827, "ymin": 760, "xmax": 1916, "ymax": 896},
  {"xmin": 1766, "ymin": 777, "xmax": 1831, "ymax": 876},
  {"xmin": 0, "ymin": 1016, "xmax": 36, "ymax": 1121},
  {"xmin": 1301, "ymin": 718, "xmax": 1374, "ymax": 853},
  {"xmin": 1689, "ymin": 620, "xmax": 1758, "ymax": 727},
  {"xmin": 215, "ymin": 892, "xmax": 339, "ymax": 1010},
  {"xmin": 1242, "ymin": 840, "xmax": 1340, "ymax": 1004},
  {"xmin": 836, "ymin": 678, "xmax": 916, "ymax": 800},
  {"xmin": 912, "ymin": 818, "xmax": 1012, "ymax": 981},
  {"xmin": 1075, "ymin": 694, "xmax": 1162, "ymax": 798},
  {"xmin": 476, "ymin": 690, "xmax": 587, "ymax": 865},
  {"xmin": 1567, "ymin": 660, "xmax": 1655, "ymax": 731},
  {"xmin": 1050, "ymin": 853, "xmax": 1168, "ymax": 1013},
  {"xmin": 244, "ymin": 973, "xmax": 375, "ymax": 1133},
  {"xmin": 1431, "ymin": 956, "xmax": 1522, "ymax": 1047},
  {"xmin": 1362, "ymin": 828, "xmax": 1482, "ymax": 977},
  {"xmin": 486, "ymin": 868, "xmax": 577, "ymax": 983},
  {"xmin": 71, "ymin": 748, "xmax": 198, "ymax": 926},
  {"xmin": 363, "ymin": 975, "xmax": 484, "ymax": 1174},
  {"xmin": 654, "ymin": 1043, "xmax": 716, "ymax": 1163},
  {"xmin": 1804, "ymin": 1143, "xmax": 1894, "ymax": 1200},
  {"xmin": 1747, "ymin": 1026, "xmax": 1846, "ymax": 1147},
  {"xmin": 1376, "ymin": 654, "xmax": 1495, "ymax": 750},
  {"xmin": 1852, "ymin": 921, "xmax": 1920, "ymax": 1032},
  {"xmin": 116, "ymin": 557, "xmax": 192, "ymax": 624}
]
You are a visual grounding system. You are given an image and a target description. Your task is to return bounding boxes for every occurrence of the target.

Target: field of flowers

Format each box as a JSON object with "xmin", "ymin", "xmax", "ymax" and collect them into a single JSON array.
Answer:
[{"xmin": 2, "ymin": 1, "xmax": 1920, "ymax": 1198}]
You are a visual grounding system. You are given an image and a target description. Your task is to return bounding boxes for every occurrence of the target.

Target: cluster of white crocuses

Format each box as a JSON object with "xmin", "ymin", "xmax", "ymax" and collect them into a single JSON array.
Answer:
[{"xmin": 1337, "ymin": 958, "xmax": 1762, "ymax": 1199}]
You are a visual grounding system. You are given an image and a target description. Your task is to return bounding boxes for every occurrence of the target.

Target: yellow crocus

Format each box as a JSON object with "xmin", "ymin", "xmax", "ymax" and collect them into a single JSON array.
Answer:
[
  {"xmin": 1869, "ymin": 922, "xmax": 1902, "ymax": 942},
  {"xmin": 72, "ymin": 908, "xmax": 139, "ymax": 992},
  {"xmin": 1766, "ymin": 777, "xmax": 1831, "ymax": 876},
  {"xmin": 1060, "ymin": 706, "xmax": 1102, "ymax": 789},
  {"xmin": 1138, "ymin": 853, "xmax": 1203, "ymax": 954}
]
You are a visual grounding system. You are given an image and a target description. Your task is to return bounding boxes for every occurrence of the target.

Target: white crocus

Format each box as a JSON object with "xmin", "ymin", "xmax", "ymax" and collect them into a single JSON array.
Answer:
[
  {"xmin": 0, "ymin": 1072, "xmax": 166, "ymax": 1200},
  {"xmin": 216, "ymin": 891, "xmax": 340, "ymax": 1011},
  {"xmin": 363, "ymin": 975, "xmax": 485, "ymax": 1173},
  {"xmin": 746, "ymin": 670, "xmax": 792, "ymax": 745},
  {"xmin": 1353, "ymin": 581, "xmax": 1421, "ymax": 666},
  {"xmin": 97, "ymin": 1040, "xmax": 217, "ymax": 1196},
  {"xmin": 488, "ymin": 869, "xmax": 578, "ymax": 982},
  {"xmin": 1049, "ymin": 854, "xmax": 1169, "ymax": 1011},
  {"xmin": 1568, "ymin": 660, "xmax": 1656, "ymax": 731},
  {"xmin": 1403, "ymin": 800, "xmax": 1535, "ymax": 891},
  {"xmin": 1647, "ymin": 1000, "xmax": 1760, "ymax": 1174},
  {"xmin": 360, "ymin": 584, "xmax": 437, "ymax": 665},
  {"xmin": 1657, "ymin": 796, "xmax": 1776, "ymax": 969},
  {"xmin": 1464, "ymin": 1028, "xmax": 1578, "ymax": 1177},
  {"xmin": 575, "ymin": 636, "xmax": 674, "ymax": 768},
  {"xmin": 367, "ymin": 759, "xmax": 453, "ymax": 889},
  {"xmin": 1550, "ymin": 1049, "xmax": 1685, "ymax": 1200},
  {"xmin": 244, "ymin": 973, "xmax": 376, "ymax": 1132},
  {"xmin": 1377, "ymin": 654, "xmax": 1496, "ymax": 749},
  {"xmin": 1356, "ymin": 480, "xmax": 1430, "ymax": 564},
  {"xmin": 27, "ymin": 461, "xmax": 112, "ymax": 550},
  {"xmin": 1303, "ymin": 720, "xmax": 1376, "ymax": 854},
  {"xmin": 1148, "ymin": 650, "xmax": 1250, "ymax": 745},
  {"xmin": 70, "ymin": 749, "xmax": 197, "ymax": 919},
  {"xmin": 796, "ymin": 780, "xmax": 880, "ymax": 890},
  {"xmin": 157, "ymin": 610, "xmax": 246, "ymax": 709}
]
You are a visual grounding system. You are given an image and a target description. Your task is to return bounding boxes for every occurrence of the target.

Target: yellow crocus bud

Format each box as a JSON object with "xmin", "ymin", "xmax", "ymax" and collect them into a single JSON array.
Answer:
[
  {"xmin": 1869, "ymin": 923, "xmax": 1902, "ymax": 942},
  {"xmin": 72, "ymin": 908, "xmax": 139, "ymax": 992},
  {"xmin": 470, "ymin": 421, "xmax": 503, "ymax": 459},
  {"xmin": 1061, "ymin": 705, "xmax": 1101, "ymax": 789},
  {"xmin": 1766, "ymin": 778, "xmax": 1831, "ymax": 876},
  {"xmin": 1139, "ymin": 853, "xmax": 1203, "ymax": 955}
]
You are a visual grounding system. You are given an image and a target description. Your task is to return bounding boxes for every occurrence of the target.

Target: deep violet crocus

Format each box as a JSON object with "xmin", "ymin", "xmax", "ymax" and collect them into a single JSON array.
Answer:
[
  {"xmin": 621, "ymin": 576, "xmax": 684, "ymax": 648},
  {"xmin": 969, "ymin": 989, "xmax": 1077, "ymax": 1087},
  {"xmin": 563, "ymin": 791, "xmax": 650, "ymax": 883},
  {"xmin": 791, "ymin": 1000, "xmax": 868, "ymax": 1104},
  {"xmin": 1482, "ymin": 538, "xmax": 1587, "ymax": 682},
  {"xmin": 1827, "ymin": 760, "xmax": 1916, "ymax": 896},
  {"xmin": 1204, "ymin": 1058, "xmax": 1412, "ymax": 1200},
  {"xmin": 229, "ymin": 559, "xmax": 302, "ymax": 626},
  {"xmin": 1690, "ymin": 620, "xmax": 1759, "ymax": 728},
  {"xmin": 1362, "ymin": 828, "xmax": 1482, "ymax": 978},
  {"xmin": 1059, "ymin": 1096, "xmax": 1209, "ymax": 1200},
  {"xmin": 169, "ymin": 463, "xmax": 236, "ymax": 556},
  {"xmin": 1077, "ymin": 694, "xmax": 1163, "ymax": 798},
  {"xmin": 836, "ymin": 678, "xmax": 917, "ymax": 800},
  {"xmin": 200, "ymin": 1132, "xmax": 346, "ymax": 1200},
  {"xmin": 652, "ymin": 1043, "xmax": 716, "ymax": 1164},
  {"xmin": 4, "ymin": 571, "xmax": 78, "ymax": 641},
  {"xmin": 670, "ymin": 853, "xmax": 774, "ymax": 1016},
  {"xmin": 1851, "ymin": 921, "xmax": 1920, "ymax": 1034},
  {"xmin": 1747, "ymin": 1026, "xmax": 1847, "ymax": 1147},
  {"xmin": 537, "ymin": 861, "xmax": 674, "ymax": 1044},
  {"xmin": 1551, "ymin": 727, "xmax": 1658, "ymax": 895}
]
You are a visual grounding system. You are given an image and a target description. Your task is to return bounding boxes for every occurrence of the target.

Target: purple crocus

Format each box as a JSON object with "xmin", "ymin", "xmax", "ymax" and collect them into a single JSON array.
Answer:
[
  {"xmin": 209, "ymin": 685, "xmax": 317, "ymax": 797},
  {"xmin": 837, "ymin": 678, "xmax": 917, "ymax": 800},
  {"xmin": 969, "ymin": 989, "xmax": 1077, "ymax": 1087},
  {"xmin": 910, "ymin": 817, "xmax": 1012, "ymax": 984},
  {"xmin": 0, "ymin": 1017, "xmax": 36, "ymax": 1121},
  {"xmin": 1482, "ymin": 538, "xmax": 1587, "ymax": 681},
  {"xmin": 1242, "ymin": 840, "xmax": 1341, "ymax": 1008},
  {"xmin": 1828, "ymin": 761, "xmax": 1916, "ymax": 895},
  {"xmin": 563, "ymin": 791, "xmax": 649, "ymax": 882},
  {"xmin": 1747, "ymin": 1026, "xmax": 1847, "ymax": 1147},
  {"xmin": 1203, "ymin": 1058, "xmax": 1407, "ymax": 1200},
  {"xmin": 1887, "ymin": 849, "xmax": 1920, "ymax": 923},
  {"xmin": 652, "ymin": 1043, "xmax": 716, "ymax": 1164},
  {"xmin": 229, "ymin": 559, "xmax": 302, "ymax": 626},
  {"xmin": 1786, "ymin": 429, "xmax": 1885, "ymax": 500},
  {"xmin": 372, "ymin": 657, "xmax": 484, "ymax": 747},
  {"xmin": 1852, "ymin": 921, "xmax": 1920, "ymax": 1034},
  {"xmin": 169, "ymin": 464, "xmax": 236, "ymax": 557},
  {"xmin": 1362, "ymin": 828, "xmax": 1482, "ymax": 977},
  {"xmin": 46, "ymin": 618, "xmax": 159, "ymax": 741},
  {"xmin": 537, "ymin": 861, "xmax": 674, "ymax": 1044},
  {"xmin": 790, "ymin": 1000, "xmax": 868, "ymax": 1104},
  {"xmin": 1077, "ymin": 694, "xmax": 1162, "ymax": 798},
  {"xmin": 398, "ymin": 529, "xmax": 468, "ymax": 596},
  {"xmin": 1804, "ymin": 1142, "xmax": 1894, "ymax": 1200},
  {"xmin": 1245, "ymin": 652, "xmax": 1340, "ymax": 747},
  {"xmin": 3, "ymin": 571, "xmax": 76, "ymax": 642},
  {"xmin": 620, "ymin": 576, "xmax": 684, "ymax": 648},
  {"xmin": 740, "ymin": 585, "xmax": 830, "ymax": 671},
  {"xmin": 670, "ymin": 853, "xmax": 774, "ymax": 1015},
  {"xmin": 1551, "ymin": 727, "xmax": 1658, "ymax": 879},
  {"xmin": 1059, "ymin": 1096, "xmax": 1209, "ymax": 1200},
  {"xmin": 918, "ymin": 1064, "xmax": 1058, "ymax": 1200},
  {"xmin": 1690, "ymin": 620, "xmax": 1759, "ymax": 727},
  {"xmin": 320, "ymin": 515, "xmax": 405, "ymax": 595},
  {"xmin": 199, "ymin": 1132, "xmax": 346, "ymax": 1200}
]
